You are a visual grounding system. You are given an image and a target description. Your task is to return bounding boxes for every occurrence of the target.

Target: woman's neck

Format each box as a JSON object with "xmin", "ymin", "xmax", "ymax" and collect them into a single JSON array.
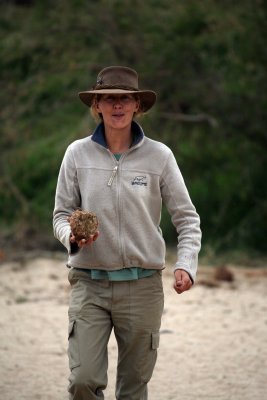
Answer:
[{"xmin": 105, "ymin": 127, "xmax": 133, "ymax": 154}]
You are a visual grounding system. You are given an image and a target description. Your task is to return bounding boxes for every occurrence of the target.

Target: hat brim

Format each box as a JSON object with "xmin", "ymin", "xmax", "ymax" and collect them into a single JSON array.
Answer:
[{"xmin": 78, "ymin": 89, "xmax": 156, "ymax": 112}]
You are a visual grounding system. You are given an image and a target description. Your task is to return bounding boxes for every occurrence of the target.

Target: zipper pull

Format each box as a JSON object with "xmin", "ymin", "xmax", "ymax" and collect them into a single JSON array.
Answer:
[{"xmin": 108, "ymin": 165, "xmax": 118, "ymax": 186}]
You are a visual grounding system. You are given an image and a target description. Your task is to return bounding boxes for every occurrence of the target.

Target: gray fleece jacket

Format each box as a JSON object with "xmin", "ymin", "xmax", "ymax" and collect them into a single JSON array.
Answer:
[{"xmin": 53, "ymin": 121, "xmax": 201, "ymax": 281}]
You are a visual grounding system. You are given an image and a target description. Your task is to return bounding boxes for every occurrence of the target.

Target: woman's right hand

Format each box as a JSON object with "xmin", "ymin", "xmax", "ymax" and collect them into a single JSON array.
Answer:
[{"xmin": 70, "ymin": 231, "xmax": 100, "ymax": 248}]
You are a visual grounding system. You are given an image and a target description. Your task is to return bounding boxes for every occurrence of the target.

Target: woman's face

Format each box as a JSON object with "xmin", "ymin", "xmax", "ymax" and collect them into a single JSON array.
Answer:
[{"xmin": 96, "ymin": 94, "xmax": 139, "ymax": 131}]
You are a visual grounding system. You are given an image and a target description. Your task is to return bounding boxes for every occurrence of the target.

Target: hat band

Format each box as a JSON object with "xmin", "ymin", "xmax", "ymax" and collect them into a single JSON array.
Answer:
[{"xmin": 92, "ymin": 84, "xmax": 139, "ymax": 91}]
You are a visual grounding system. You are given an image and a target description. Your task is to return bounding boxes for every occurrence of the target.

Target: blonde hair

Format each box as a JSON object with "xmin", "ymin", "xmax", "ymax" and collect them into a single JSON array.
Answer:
[
  {"xmin": 90, "ymin": 95, "xmax": 102, "ymax": 122},
  {"xmin": 90, "ymin": 94, "xmax": 144, "ymax": 122}
]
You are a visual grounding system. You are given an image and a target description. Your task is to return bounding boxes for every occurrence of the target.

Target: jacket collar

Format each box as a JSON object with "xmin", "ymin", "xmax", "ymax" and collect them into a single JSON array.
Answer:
[{"xmin": 91, "ymin": 120, "xmax": 144, "ymax": 148}]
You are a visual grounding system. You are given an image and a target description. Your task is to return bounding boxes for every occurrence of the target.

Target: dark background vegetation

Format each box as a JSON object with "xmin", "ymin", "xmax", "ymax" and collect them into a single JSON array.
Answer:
[{"xmin": 1, "ymin": 0, "xmax": 266, "ymax": 261}]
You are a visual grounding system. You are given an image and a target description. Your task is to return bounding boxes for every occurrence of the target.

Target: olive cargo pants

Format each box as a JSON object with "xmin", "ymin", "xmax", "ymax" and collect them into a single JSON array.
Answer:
[{"xmin": 67, "ymin": 267, "xmax": 164, "ymax": 400}]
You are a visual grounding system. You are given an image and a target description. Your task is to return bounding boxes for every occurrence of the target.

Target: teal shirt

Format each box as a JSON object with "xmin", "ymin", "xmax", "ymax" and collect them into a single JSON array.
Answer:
[
  {"xmin": 89, "ymin": 153, "xmax": 156, "ymax": 281},
  {"xmin": 91, "ymin": 267, "xmax": 156, "ymax": 281}
]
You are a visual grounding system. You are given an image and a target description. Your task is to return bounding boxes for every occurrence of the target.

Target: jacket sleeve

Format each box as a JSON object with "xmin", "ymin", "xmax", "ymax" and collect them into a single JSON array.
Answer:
[
  {"xmin": 160, "ymin": 151, "xmax": 201, "ymax": 282},
  {"xmin": 53, "ymin": 146, "xmax": 81, "ymax": 253}
]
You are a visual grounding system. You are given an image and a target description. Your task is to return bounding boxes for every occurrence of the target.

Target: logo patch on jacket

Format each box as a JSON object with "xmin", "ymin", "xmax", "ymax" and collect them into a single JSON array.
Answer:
[{"xmin": 131, "ymin": 176, "xmax": 147, "ymax": 186}]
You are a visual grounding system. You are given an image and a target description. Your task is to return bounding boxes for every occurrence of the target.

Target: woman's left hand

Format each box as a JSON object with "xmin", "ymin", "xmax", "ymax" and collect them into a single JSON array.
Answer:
[{"xmin": 173, "ymin": 269, "xmax": 193, "ymax": 294}]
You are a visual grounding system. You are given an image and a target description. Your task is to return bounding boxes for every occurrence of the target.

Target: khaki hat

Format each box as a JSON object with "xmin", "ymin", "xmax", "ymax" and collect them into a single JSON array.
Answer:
[{"xmin": 78, "ymin": 66, "xmax": 157, "ymax": 112}]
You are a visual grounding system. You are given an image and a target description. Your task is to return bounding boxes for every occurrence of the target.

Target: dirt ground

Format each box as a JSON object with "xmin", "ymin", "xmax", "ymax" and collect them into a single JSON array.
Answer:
[{"xmin": 0, "ymin": 255, "xmax": 267, "ymax": 400}]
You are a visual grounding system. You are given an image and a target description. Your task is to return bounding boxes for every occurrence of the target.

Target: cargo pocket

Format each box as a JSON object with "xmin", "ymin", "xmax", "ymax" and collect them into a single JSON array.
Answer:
[
  {"xmin": 152, "ymin": 331, "xmax": 160, "ymax": 350},
  {"xmin": 140, "ymin": 331, "xmax": 160, "ymax": 383},
  {"xmin": 68, "ymin": 320, "xmax": 81, "ymax": 370}
]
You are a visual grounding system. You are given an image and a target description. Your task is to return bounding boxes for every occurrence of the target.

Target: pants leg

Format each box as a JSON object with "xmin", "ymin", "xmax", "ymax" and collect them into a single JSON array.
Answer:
[
  {"xmin": 112, "ymin": 271, "xmax": 164, "ymax": 400},
  {"xmin": 67, "ymin": 268, "xmax": 113, "ymax": 400}
]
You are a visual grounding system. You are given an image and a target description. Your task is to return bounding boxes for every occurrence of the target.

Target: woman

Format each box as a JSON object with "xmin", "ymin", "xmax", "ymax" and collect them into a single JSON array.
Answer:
[{"xmin": 53, "ymin": 66, "xmax": 201, "ymax": 400}]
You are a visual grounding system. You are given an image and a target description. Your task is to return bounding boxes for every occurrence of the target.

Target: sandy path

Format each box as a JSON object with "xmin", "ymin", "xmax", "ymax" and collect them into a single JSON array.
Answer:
[{"xmin": 0, "ymin": 257, "xmax": 266, "ymax": 399}]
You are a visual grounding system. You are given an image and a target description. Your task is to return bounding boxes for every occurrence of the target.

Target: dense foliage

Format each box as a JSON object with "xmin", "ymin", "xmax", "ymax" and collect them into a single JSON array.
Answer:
[{"xmin": 1, "ymin": 0, "xmax": 266, "ymax": 256}]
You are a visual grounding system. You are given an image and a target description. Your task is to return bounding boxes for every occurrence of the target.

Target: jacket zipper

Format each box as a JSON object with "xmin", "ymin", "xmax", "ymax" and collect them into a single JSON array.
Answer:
[
  {"xmin": 107, "ymin": 165, "xmax": 118, "ymax": 186},
  {"xmin": 106, "ymin": 153, "xmax": 127, "ymax": 266}
]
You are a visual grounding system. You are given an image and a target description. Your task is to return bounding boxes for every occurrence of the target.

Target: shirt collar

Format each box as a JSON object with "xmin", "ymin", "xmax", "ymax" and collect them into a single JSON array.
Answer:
[{"xmin": 91, "ymin": 120, "xmax": 144, "ymax": 148}]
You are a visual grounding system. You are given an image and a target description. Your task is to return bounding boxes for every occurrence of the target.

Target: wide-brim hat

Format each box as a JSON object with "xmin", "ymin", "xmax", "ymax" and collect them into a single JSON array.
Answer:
[{"xmin": 78, "ymin": 66, "xmax": 157, "ymax": 112}]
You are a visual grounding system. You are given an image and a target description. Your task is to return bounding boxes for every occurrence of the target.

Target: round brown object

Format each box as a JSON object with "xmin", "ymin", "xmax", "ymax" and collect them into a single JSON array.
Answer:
[{"xmin": 68, "ymin": 209, "xmax": 99, "ymax": 241}]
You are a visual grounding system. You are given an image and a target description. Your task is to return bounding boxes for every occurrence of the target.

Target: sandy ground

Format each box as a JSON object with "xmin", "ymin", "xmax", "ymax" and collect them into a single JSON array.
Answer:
[{"xmin": 0, "ymin": 255, "xmax": 267, "ymax": 400}]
